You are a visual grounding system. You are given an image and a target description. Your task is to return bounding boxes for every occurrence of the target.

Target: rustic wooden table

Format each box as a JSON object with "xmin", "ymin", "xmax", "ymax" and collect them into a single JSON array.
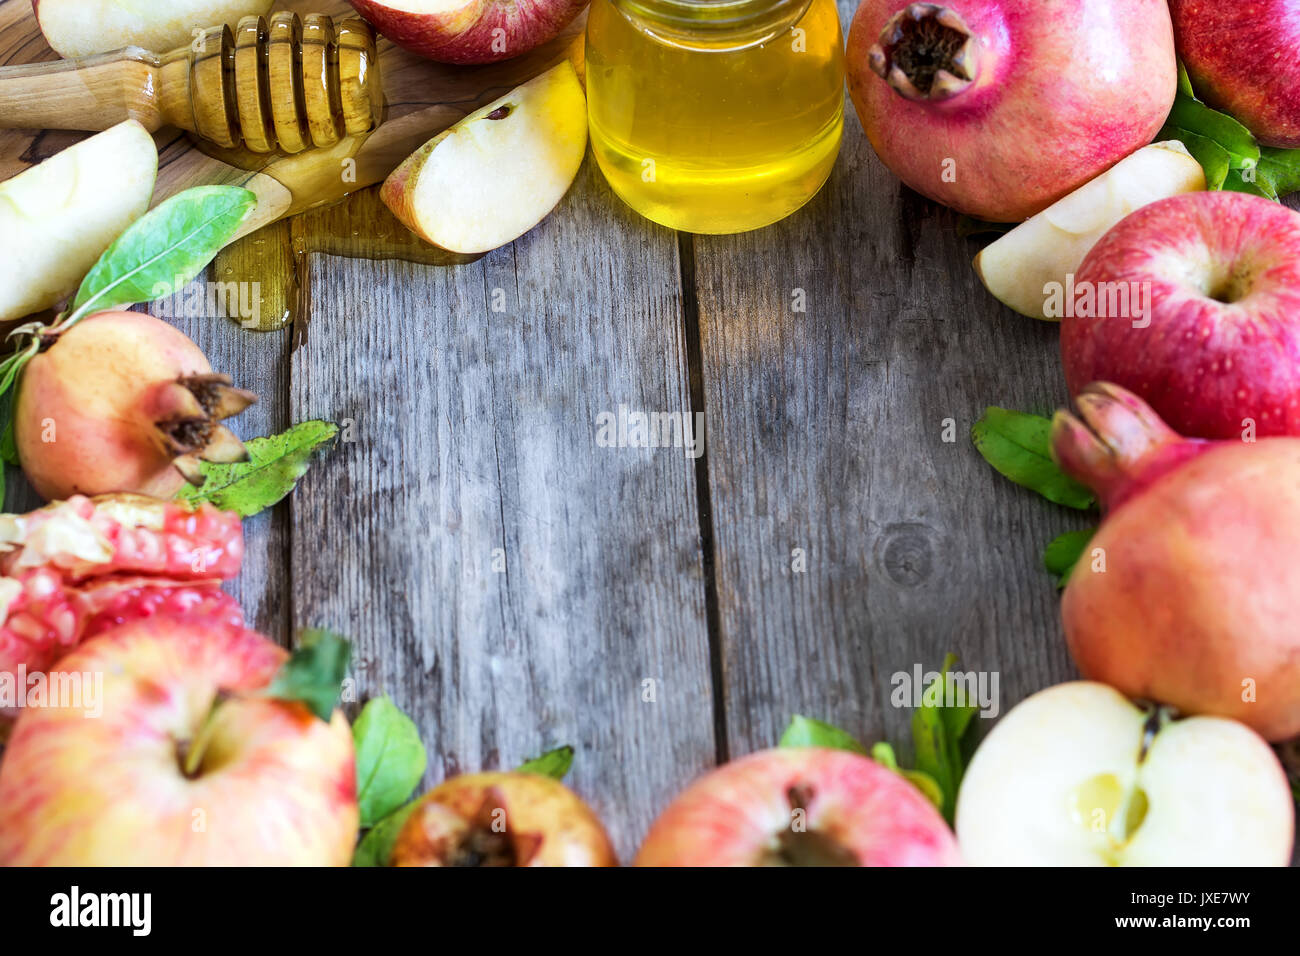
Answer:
[{"xmin": 3, "ymin": 0, "xmax": 1195, "ymax": 862}]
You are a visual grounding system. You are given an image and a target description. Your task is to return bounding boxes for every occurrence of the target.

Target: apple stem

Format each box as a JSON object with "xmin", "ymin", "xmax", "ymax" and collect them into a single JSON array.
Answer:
[
  {"xmin": 181, "ymin": 694, "xmax": 227, "ymax": 779},
  {"xmin": 868, "ymin": 3, "xmax": 981, "ymax": 102}
]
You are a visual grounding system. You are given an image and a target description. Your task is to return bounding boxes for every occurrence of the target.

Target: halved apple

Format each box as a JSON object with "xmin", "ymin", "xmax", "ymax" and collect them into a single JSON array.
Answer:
[
  {"xmin": 380, "ymin": 62, "xmax": 587, "ymax": 255},
  {"xmin": 954, "ymin": 682, "xmax": 1293, "ymax": 866},
  {"xmin": 36, "ymin": 0, "xmax": 273, "ymax": 58},
  {"xmin": 974, "ymin": 143, "xmax": 1206, "ymax": 321},
  {"xmin": 0, "ymin": 120, "xmax": 157, "ymax": 321}
]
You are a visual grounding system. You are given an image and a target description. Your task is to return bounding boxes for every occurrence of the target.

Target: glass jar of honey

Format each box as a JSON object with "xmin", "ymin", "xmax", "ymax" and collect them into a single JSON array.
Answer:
[{"xmin": 586, "ymin": 0, "xmax": 845, "ymax": 234}]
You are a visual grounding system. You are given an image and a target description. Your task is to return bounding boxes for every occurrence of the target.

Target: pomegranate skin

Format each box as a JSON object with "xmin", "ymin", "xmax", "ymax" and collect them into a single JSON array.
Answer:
[
  {"xmin": 1169, "ymin": 0, "xmax": 1300, "ymax": 148},
  {"xmin": 15, "ymin": 311, "xmax": 237, "ymax": 500},
  {"xmin": 846, "ymin": 0, "xmax": 1177, "ymax": 221},
  {"xmin": 1062, "ymin": 192, "xmax": 1300, "ymax": 440},
  {"xmin": 1054, "ymin": 383, "xmax": 1300, "ymax": 742}
]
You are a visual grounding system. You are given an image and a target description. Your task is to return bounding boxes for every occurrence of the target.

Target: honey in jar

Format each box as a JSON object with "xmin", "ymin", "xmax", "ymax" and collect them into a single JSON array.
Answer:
[{"xmin": 586, "ymin": 0, "xmax": 846, "ymax": 234}]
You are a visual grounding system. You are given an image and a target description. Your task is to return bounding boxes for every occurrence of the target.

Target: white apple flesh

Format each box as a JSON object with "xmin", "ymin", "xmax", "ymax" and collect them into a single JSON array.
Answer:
[
  {"xmin": 381, "ymin": 61, "xmax": 587, "ymax": 255},
  {"xmin": 0, "ymin": 120, "xmax": 157, "ymax": 321},
  {"xmin": 975, "ymin": 142, "xmax": 1205, "ymax": 321},
  {"xmin": 36, "ymin": 0, "xmax": 273, "ymax": 58},
  {"xmin": 347, "ymin": 0, "xmax": 588, "ymax": 65},
  {"xmin": 955, "ymin": 682, "xmax": 1293, "ymax": 866}
]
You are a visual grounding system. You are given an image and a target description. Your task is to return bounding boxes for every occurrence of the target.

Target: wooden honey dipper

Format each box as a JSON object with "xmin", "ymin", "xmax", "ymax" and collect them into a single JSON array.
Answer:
[{"xmin": 0, "ymin": 12, "xmax": 381, "ymax": 153}]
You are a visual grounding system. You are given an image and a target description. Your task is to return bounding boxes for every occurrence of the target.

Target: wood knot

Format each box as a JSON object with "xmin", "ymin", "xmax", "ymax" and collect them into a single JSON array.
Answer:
[{"xmin": 877, "ymin": 522, "xmax": 936, "ymax": 587}]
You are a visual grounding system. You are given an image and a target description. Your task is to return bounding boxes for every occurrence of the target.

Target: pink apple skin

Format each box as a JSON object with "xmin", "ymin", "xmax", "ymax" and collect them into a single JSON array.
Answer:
[
  {"xmin": 0, "ymin": 616, "xmax": 359, "ymax": 866},
  {"xmin": 347, "ymin": 0, "xmax": 587, "ymax": 65},
  {"xmin": 1169, "ymin": 0, "xmax": 1300, "ymax": 148},
  {"xmin": 1052, "ymin": 383, "xmax": 1300, "ymax": 742},
  {"xmin": 1062, "ymin": 192, "xmax": 1300, "ymax": 440},
  {"xmin": 846, "ymin": 0, "xmax": 1176, "ymax": 222},
  {"xmin": 635, "ymin": 748, "xmax": 962, "ymax": 866}
]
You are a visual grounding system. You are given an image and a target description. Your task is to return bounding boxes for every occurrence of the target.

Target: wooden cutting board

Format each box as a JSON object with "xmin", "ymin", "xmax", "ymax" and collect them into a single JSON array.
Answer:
[{"xmin": 0, "ymin": 0, "xmax": 585, "ymax": 244}]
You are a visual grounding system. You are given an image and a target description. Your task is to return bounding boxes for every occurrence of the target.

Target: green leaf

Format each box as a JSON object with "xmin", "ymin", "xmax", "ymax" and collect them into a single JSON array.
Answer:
[
  {"xmin": 1223, "ymin": 167, "xmax": 1278, "ymax": 201},
  {"xmin": 1162, "ymin": 96, "xmax": 1259, "ymax": 170},
  {"xmin": 1176, "ymin": 61, "xmax": 1194, "ymax": 98},
  {"xmin": 517, "ymin": 745, "xmax": 575, "ymax": 780},
  {"xmin": 779, "ymin": 715, "xmax": 869, "ymax": 755},
  {"xmin": 175, "ymin": 420, "xmax": 338, "ymax": 518},
  {"xmin": 1253, "ymin": 147, "xmax": 1300, "ymax": 200},
  {"xmin": 870, "ymin": 740, "xmax": 900, "ymax": 770},
  {"xmin": 1044, "ymin": 527, "xmax": 1097, "ymax": 588},
  {"xmin": 261, "ymin": 628, "xmax": 351, "ymax": 721},
  {"xmin": 0, "ymin": 414, "xmax": 16, "ymax": 467},
  {"xmin": 352, "ymin": 801, "xmax": 420, "ymax": 867},
  {"xmin": 353, "ymin": 696, "xmax": 428, "ymax": 829},
  {"xmin": 0, "ymin": 338, "xmax": 42, "ymax": 496},
  {"xmin": 905, "ymin": 656, "xmax": 981, "ymax": 824},
  {"xmin": 64, "ymin": 186, "xmax": 255, "ymax": 326},
  {"xmin": 971, "ymin": 408, "xmax": 1096, "ymax": 510},
  {"xmin": 871, "ymin": 743, "xmax": 946, "ymax": 809}
]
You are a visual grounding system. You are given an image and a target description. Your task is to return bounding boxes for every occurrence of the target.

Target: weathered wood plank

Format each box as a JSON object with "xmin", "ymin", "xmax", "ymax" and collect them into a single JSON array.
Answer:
[
  {"xmin": 287, "ymin": 171, "xmax": 716, "ymax": 860},
  {"xmin": 689, "ymin": 2, "xmax": 1082, "ymax": 761}
]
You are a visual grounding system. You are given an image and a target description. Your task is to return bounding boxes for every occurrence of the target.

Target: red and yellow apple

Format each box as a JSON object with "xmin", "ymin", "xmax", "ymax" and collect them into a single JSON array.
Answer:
[
  {"xmin": 347, "ymin": 0, "xmax": 587, "ymax": 65},
  {"xmin": 0, "ymin": 615, "xmax": 358, "ymax": 866},
  {"xmin": 635, "ymin": 748, "xmax": 962, "ymax": 866},
  {"xmin": 391, "ymin": 771, "xmax": 617, "ymax": 866}
]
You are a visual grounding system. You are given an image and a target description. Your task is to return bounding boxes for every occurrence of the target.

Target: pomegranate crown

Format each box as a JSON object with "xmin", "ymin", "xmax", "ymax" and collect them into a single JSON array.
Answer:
[
  {"xmin": 153, "ymin": 373, "xmax": 258, "ymax": 486},
  {"xmin": 868, "ymin": 3, "xmax": 981, "ymax": 102},
  {"xmin": 1050, "ymin": 383, "xmax": 1203, "ymax": 512}
]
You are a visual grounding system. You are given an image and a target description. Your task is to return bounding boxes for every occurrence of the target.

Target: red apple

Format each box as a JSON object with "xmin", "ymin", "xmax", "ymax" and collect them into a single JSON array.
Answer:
[
  {"xmin": 846, "ymin": 0, "xmax": 1177, "ymax": 221},
  {"xmin": 346, "ymin": 0, "xmax": 587, "ymax": 65},
  {"xmin": 391, "ymin": 771, "xmax": 617, "ymax": 866},
  {"xmin": 635, "ymin": 748, "xmax": 962, "ymax": 866},
  {"xmin": 0, "ymin": 615, "xmax": 358, "ymax": 865},
  {"xmin": 1061, "ymin": 191, "xmax": 1300, "ymax": 440},
  {"xmin": 1169, "ymin": 0, "xmax": 1300, "ymax": 147}
]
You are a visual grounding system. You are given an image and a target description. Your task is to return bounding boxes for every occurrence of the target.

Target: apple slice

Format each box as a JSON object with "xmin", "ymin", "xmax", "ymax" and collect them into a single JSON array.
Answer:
[
  {"xmin": 954, "ymin": 682, "xmax": 1293, "ymax": 866},
  {"xmin": 36, "ymin": 0, "xmax": 273, "ymax": 58},
  {"xmin": 974, "ymin": 142, "xmax": 1206, "ymax": 321},
  {"xmin": 0, "ymin": 120, "xmax": 157, "ymax": 321},
  {"xmin": 381, "ymin": 62, "xmax": 587, "ymax": 255}
]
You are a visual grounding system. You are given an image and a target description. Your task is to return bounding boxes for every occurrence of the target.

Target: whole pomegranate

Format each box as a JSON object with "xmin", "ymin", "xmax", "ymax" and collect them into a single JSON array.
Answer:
[
  {"xmin": 1052, "ymin": 382, "xmax": 1300, "ymax": 742},
  {"xmin": 15, "ymin": 311, "xmax": 256, "ymax": 500},
  {"xmin": 846, "ymin": 1, "xmax": 1177, "ymax": 221},
  {"xmin": 1170, "ymin": 0, "xmax": 1300, "ymax": 148}
]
